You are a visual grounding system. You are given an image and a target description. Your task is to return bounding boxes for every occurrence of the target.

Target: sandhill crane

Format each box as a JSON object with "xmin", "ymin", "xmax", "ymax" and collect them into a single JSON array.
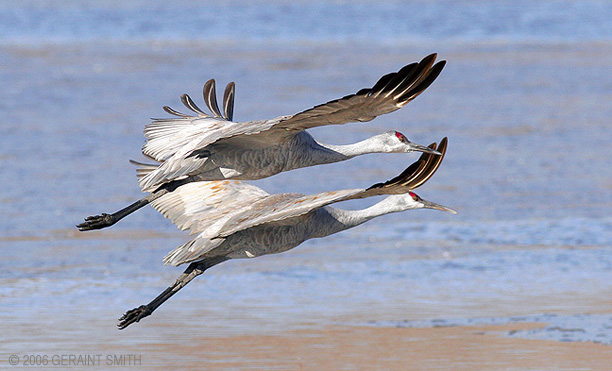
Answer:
[
  {"xmin": 118, "ymin": 137, "xmax": 454, "ymax": 329},
  {"xmin": 78, "ymin": 53, "xmax": 446, "ymax": 231}
]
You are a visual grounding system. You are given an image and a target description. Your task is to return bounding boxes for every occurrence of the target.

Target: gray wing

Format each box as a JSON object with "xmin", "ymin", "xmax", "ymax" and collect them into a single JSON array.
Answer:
[
  {"xmin": 142, "ymin": 79, "xmax": 237, "ymax": 162},
  {"xmin": 140, "ymin": 80, "xmax": 272, "ymax": 191},
  {"xmin": 139, "ymin": 57, "xmax": 445, "ymax": 191},
  {"xmin": 150, "ymin": 180, "xmax": 270, "ymax": 234},
  {"xmin": 158, "ymin": 138, "xmax": 447, "ymax": 266},
  {"xmin": 275, "ymin": 54, "xmax": 445, "ymax": 131},
  {"xmin": 214, "ymin": 138, "xmax": 448, "ymax": 238}
]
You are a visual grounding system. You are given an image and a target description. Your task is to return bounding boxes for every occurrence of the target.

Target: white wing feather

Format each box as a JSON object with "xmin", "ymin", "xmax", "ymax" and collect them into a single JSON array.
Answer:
[
  {"xmin": 142, "ymin": 117, "xmax": 278, "ymax": 162},
  {"xmin": 158, "ymin": 187, "xmax": 362, "ymax": 266},
  {"xmin": 154, "ymin": 137, "xmax": 447, "ymax": 266},
  {"xmin": 150, "ymin": 180, "xmax": 269, "ymax": 235},
  {"xmin": 139, "ymin": 55, "xmax": 445, "ymax": 192},
  {"xmin": 214, "ymin": 189, "xmax": 363, "ymax": 238},
  {"xmin": 162, "ymin": 237, "xmax": 224, "ymax": 267},
  {"xmin": 139, "ymin": 116, "xmax": 287, "ymax": 191},
  {"xmin": 152, "ymin": 181, "xmax": 362, "ymax": 266},
  {"xmin": 152, "ymin": 179, "xmax": 273, "ymax": 266}
]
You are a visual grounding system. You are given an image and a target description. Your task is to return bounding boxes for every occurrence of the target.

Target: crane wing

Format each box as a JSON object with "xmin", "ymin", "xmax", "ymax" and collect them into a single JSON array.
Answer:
[
  {"xmin": 158, "ymin": 138, "xmax": 447, "ymax": 266},
  {"xmin": 273, "ymin": 54, "xmax": 445, "ymax": 131},
  {"xmin": 140, "ymin": 78, "xmax": 286, "ymax": 191},
  {"xmin": 214, "ymin": 138, "xmax": 447, "ymax": 238},
  {"xmin": 149, "ymin": 180, "xmax": 270, "ymax": 234},
  {"xmin": 160, "ymin": 187, "xmax": 364, "ymax": 266},
  {"xmin": 139, "ymin": 55, "xmax": 444, "ymax": 191},
  {"xmin": 189, "ymin": 54, "xmax": 446, "ymax": 149},
  {"xmin": 143, "ymin": 80, "xmax": 238, "ymax": 162}
]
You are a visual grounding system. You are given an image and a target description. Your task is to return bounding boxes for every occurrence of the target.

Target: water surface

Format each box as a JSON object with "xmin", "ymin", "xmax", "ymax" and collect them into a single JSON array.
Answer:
[{"xmin": 1, "ymin": 1, "xmax": 611, "ymax": 370}]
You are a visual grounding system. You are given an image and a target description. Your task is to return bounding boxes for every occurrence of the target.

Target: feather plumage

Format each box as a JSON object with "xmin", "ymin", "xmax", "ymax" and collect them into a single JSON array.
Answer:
[
  {"xmin": 138, "ymin": 54, "xmax": 445, "ymax": 192},
  {"xmin": 153, "ymin": 138, "xmax": 447, "ymax": 266}
]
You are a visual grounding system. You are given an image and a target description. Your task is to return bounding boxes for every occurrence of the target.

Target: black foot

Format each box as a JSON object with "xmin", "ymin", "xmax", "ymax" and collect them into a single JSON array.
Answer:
[
  {"xmin": 118, "ymin": 305, "xmax": 151, "ymax": 330},
  {"xmin": 76, "ymin": 213, "xmax": 114, "ymax": 231}
]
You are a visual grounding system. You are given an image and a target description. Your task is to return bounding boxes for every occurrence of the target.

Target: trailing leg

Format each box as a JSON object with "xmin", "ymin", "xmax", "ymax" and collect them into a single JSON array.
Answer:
[
  {"xmin": 76, "ymin": 197, "xmax": 152, "ymax": 231},
  {"xmin": 117, "ymin": 256, "xmax": 229, "ymax": 329},
  {"xmin": 77, "ymin": 178, "xmax": 192, "ymax": 231}
]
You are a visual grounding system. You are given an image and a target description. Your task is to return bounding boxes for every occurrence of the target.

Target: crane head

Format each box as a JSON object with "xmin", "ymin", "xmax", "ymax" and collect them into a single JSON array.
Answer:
[
  {"xmin": 407, "ymin": 191, "xmax": 457, "ymax": 213},
  {"xmin": 381, "ymin": 192, "xmax": 456, "ymax": 214},
  {"xmin": 376, "ymin": 130, "xmax": 442, "ymax": 155}
]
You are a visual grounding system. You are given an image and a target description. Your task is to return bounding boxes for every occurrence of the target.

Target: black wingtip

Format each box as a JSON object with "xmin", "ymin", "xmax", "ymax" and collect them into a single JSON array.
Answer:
[
  {"xmin": 181, "ymin": 93, "xmax": 208, "ymax": 116},
  {"xmin": 397, "ymin": 59, "xmax": 446, "ymax": 104},
  {"xmin": 421, "ymin": 53, "xmax": 438, "ymax": 65},
  {"xmin": 162, "ymin": 105, "xmax": 189, "ymax": 118},
  {"xmin": 365, "ymin": 136, "xmax": 448, "ymax": 193},
  {"xmin": 409, "ymin": 137, "xmax": 448, "ymax": 189},
  {"xmin": 203, "ymin": 79, "xmax": 223, "ymax": 118},
  {"xmin": 223, "ymin": 81, "xmax": 235, "ymax": 121},
  {"xmin": 366, "ymin": 141, "xmax": 438, "ymax": 191}
]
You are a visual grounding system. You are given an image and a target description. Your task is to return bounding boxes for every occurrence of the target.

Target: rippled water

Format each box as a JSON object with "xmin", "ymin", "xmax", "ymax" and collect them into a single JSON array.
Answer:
[
  {"xmin": 1, "ymin": 1, "xmax": 611, "ymax": 369},
  {"xmin": 1, "ymin": 0, "xmax": 612, "ymax": 43}
]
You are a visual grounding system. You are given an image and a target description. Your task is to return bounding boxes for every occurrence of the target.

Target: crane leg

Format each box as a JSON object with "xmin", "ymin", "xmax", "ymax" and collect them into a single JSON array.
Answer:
[
  {"xmin": 76, "ymin": 198, "xmax": 151, "ymax": 231},
  {"xmin": 76, "ymin": 178, "xmax": 192, "ymax": 231},
  {"xmin": 117, "ymin": 256, "xmax": 229, "ymax": 330}
]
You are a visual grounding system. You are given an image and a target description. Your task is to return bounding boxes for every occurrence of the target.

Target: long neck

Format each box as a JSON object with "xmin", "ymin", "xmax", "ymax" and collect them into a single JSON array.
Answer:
[
  {"xmin": 313, "ymin": 196, "xmax": 409, "ymax": 238},
  {"xmin": 320, "ymin": 136, "xmax": 385, "ymax": 158},
  {"xmin": 310, "ymin": 136, "xmax": 386, "ymax": 165}
]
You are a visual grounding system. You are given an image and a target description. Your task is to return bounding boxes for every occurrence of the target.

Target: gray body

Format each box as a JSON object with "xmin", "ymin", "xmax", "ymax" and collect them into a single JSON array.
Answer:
[
  {"xmin": 193, "ymin": 131, "xmax": 356, "ymax": 181},
  {"xmin": 209, "ymin": 208, "xmax": 348, "ymax": 259},
  {"xmin": 79, "ymin": 54, "xmax": 445, "ymax": 231},
  {"xmin": 117, "ymin": 137, "xmax": 454, "ymax": 329}
]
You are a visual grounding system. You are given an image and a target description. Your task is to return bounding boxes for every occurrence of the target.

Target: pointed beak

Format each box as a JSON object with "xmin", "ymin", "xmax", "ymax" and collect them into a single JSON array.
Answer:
[
  {"xmin": 421, "ymin": 200, "xmax": 457, "ymax": 214},
  {"xmin": 409, "ymin": 142, "xmax": 442, "ymax": 155}
]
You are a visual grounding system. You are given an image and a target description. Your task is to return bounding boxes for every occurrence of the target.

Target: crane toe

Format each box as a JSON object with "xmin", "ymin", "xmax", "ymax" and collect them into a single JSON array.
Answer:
[
  {"xmin": 118, "ymin": 305, "xmax": 151, "ymax": 329},
  {"xmin": 76, "ymin": 213, "xmax": 114, "ymax": 231}
]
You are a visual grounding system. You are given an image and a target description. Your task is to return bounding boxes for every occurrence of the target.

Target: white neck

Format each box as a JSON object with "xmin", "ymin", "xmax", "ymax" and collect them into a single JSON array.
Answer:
[
  {"xmin": 310, "ymin": 135, "xmax": 393, "ymax": 165},
  {"xmin": 315, "ymin": 195, "xmax": 414, "ymax": 238},
  {"xmin": 320, "ymin": 136, "xmax": 387, "ymax": 159}
]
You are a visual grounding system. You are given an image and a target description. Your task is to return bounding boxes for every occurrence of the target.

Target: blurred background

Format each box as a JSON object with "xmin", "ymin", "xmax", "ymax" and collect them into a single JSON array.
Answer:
[{"xmin": 1, "ymin": 1, "xmax": 611, "ymax": 369}]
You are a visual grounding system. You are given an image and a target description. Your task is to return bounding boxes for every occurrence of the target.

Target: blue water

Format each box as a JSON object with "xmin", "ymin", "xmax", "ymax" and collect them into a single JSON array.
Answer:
[
  {"xmin": 1, "ymin": 1, "xmax": 612, "ymax": 44},
  {"xmin": 1, "ymin": 1, "xmax": 612, "ymax": 369},
  {"xmin": 375, "ymin": 313, "xmax": 612, "ymax": 345}
]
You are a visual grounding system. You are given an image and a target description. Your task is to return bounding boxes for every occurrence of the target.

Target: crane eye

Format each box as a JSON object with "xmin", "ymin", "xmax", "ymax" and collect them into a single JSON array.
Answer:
[
  {"xmin": 395, "ymin": 131, "xmax": 408, "ymax": 143},
  {"xmin": 408, "ymin": 191, "xmax": 421, "ymax": 201}
]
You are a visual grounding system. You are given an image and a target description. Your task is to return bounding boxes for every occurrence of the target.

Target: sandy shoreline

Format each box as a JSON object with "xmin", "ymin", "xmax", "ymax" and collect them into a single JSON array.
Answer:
[{"xmin": 148, "ymin": 323, "xmax": 612, "ymax": 371}]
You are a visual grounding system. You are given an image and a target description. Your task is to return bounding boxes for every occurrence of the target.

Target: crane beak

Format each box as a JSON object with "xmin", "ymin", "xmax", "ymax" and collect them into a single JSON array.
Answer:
[
  {"xmin": 421, "ymin": 200, "xmax": 457, "ymax": 214},
  {"xmin": 409, "ymin": 142, "xmax": 442, "ymax": 155}
]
